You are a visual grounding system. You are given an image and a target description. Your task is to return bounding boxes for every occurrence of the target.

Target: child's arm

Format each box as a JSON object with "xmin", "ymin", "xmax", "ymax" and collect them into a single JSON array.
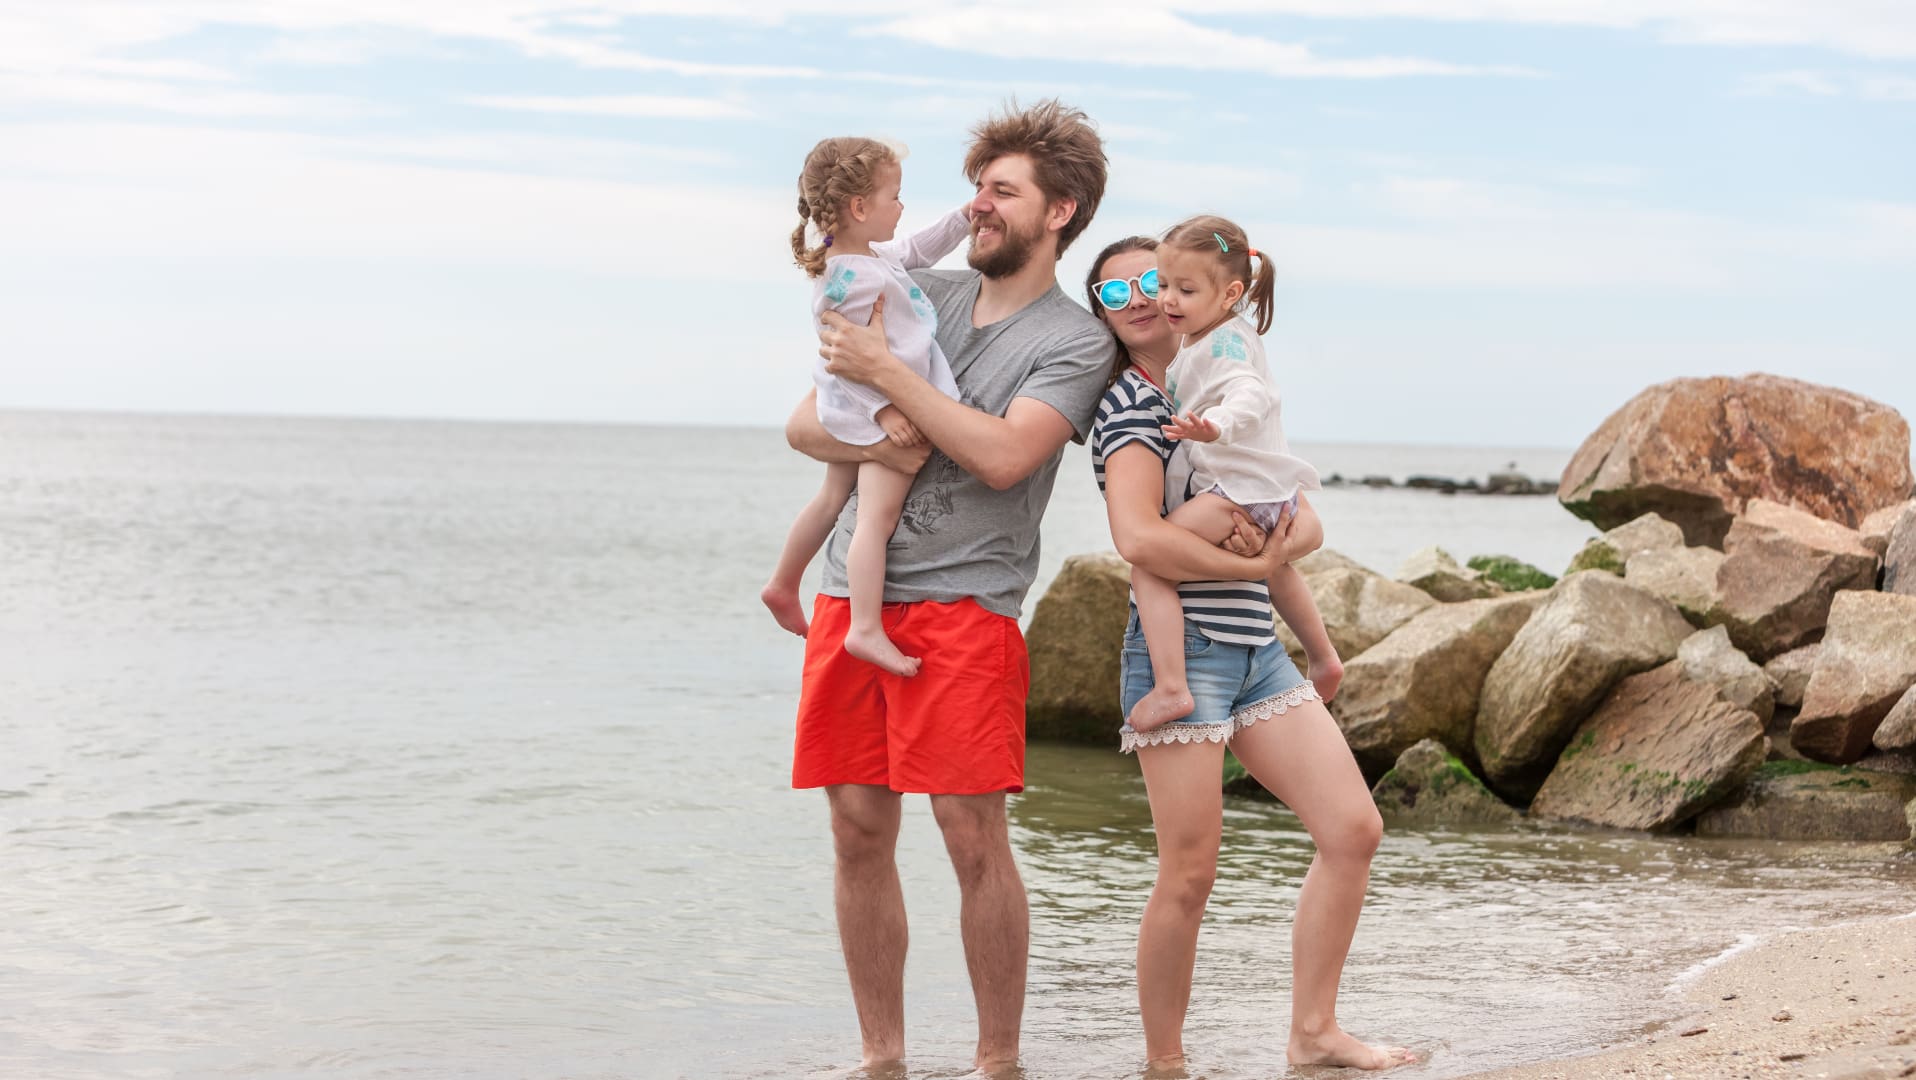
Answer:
[{"xmin": 870, "ymin": 204, "xmax": 971, "ymax": 270}]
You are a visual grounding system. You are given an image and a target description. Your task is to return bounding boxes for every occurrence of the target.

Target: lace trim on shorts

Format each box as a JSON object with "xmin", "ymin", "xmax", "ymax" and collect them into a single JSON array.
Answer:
[
  {"xmin": 1119, "ymin": 721, "xmax": 1232, "ymax": 755},
  {"xmin": 1228, "ymin": 681, "xmax": 1319, "ymax": 735}
]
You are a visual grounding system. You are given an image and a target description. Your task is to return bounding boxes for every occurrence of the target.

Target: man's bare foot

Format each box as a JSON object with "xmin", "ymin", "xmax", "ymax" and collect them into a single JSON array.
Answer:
[
  {"xmin": 844, "ymin": 625, "xmax": 921, "ymax": 677},
  {"xmin": 1289, "ymin": 1026, "xmax": 1415, "ymax": 1070},
  {"xmin": 1127, "ymin": 684, "xmax": 1194, "ymax": 733},
  {"xmin": 760, "ymin": 583, "xmax": 809, "ymax": 637},
  {"xmin": 1307, "ymin": 651, "xmax": 1344, "ymax": 702}
]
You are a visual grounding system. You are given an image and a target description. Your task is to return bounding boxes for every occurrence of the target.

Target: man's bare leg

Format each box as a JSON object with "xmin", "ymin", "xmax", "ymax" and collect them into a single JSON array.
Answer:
[
  {"xmin": 929, "ymin": 791, "xmax": 1027, "ymax": 1073},
  {"xmin": 826, "ymin": 783, "xmax": 908, "ymax": 1067}
]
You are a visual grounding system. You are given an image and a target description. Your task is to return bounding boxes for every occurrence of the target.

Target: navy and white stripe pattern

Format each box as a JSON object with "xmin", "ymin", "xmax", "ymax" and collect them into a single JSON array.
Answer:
[{"xmin": 1090, "ymin": 369, "xmax": 1277, "ymax": 647}]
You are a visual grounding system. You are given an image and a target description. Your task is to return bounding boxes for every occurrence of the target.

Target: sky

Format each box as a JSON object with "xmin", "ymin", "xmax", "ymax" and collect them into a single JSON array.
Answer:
[{"xmin": 1, "ymin": 2, "xmax": 1913, "ymax": 447}]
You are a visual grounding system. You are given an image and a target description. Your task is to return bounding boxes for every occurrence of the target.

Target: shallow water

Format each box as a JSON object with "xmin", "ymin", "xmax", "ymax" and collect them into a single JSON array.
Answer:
[{"xmin": 2, "ymin": 411, "xmax": 1910, "ymax": 1080}]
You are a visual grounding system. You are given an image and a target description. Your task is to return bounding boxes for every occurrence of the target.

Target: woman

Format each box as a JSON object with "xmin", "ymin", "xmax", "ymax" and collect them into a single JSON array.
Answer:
[{"xmin": 1084, "ymin": 236, "xmax": 1411, "ymax": 1072}]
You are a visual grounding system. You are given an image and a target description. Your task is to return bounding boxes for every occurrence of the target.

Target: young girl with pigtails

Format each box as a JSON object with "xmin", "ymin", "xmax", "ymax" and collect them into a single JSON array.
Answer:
[
  {"xmin": 760, "ymin": 136, "xmax": 971, "ymax": 677},
  {"xmin": 1124, "ymin": 214, "xmax": 1337, "ymax": 733}
]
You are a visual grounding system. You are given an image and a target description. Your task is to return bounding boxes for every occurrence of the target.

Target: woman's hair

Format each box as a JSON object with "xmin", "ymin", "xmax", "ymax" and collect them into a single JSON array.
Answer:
[
  {"xmin": 1160, "ymin": 214, "xmax": 1276, "ymax": 334},
  {"xmin": 963, "ymin": 98, "xmax": 1107, "ymax": 257},
  {"xmin": 791, "ymin": 137, "xmax": 899, "ymax": 278},
  {"xmin": 1085, "ymin": 235, "xmax": 1159, "ymax": 387}
]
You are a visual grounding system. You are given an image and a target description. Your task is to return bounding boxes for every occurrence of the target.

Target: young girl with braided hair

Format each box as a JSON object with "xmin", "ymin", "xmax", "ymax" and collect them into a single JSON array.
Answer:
[
  {"xmin": 760, "ymin": 136, "xmax": 970, "ymax": 677},
  {"xmin": 1125, "ymin": 214, "xmax": 1337, "ymax": 732}
]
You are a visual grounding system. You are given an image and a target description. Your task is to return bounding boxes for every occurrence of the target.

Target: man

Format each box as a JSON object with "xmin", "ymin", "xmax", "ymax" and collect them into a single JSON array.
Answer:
[{"xmin": 783, "ymin": 99, "xmax": 1113, "ymax": 1073}]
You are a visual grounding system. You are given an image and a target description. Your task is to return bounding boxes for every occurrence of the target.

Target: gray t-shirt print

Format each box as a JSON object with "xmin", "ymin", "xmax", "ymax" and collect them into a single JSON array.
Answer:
[{"xmin": 818, "ymin": 268, "xmax": 1115, "ymax": 618}]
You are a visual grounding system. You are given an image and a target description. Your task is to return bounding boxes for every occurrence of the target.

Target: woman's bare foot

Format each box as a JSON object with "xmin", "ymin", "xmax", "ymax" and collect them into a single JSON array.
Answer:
[
  {"xmin": 1127, "ymin": 684, "xmax": 1194, "ymax": 733},
  {"xmin": 844, "ymin": 625, "xmax": 921, "ymax": 677},
  {"xmin": 1306, "ymin": 651, "xmax": 1344, "ymax": 703},
  {"xmin": 760, "ymin": 583, "xmax": 810, "ymax": 637},
  {"xmin": 1289, "ymin": 1026, "xmax": 1415, "ymax": 1070}
]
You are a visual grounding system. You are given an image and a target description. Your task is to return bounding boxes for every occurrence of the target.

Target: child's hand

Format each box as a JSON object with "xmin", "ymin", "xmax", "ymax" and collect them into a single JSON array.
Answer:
[
  {"xmin": 1162, "ymin": 411, "xmax": 1220, "ymax": 443},
  {"xmin": 876, "ymin": 406, "xmax": 924, "ymax": 448}
]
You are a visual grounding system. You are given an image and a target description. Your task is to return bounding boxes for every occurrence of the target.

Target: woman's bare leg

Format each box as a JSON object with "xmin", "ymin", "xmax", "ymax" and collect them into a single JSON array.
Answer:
[
  {"xmin": 762, "ymin": 462, "xmax": 858, "ymax": 636},
  {"xmin": 1229, "ymin": 699, "xmax": 1412, "ymax": 1071},
  {"xmin": 842, "ymin": 461, "xmax": 920, "ymax": 677},
  {"xmin": 1128, "ymin": 493, "xmax": 1244, "ymax": 732},
  {"xmin": 1134, "ymin": 738, "xmax": 1226, "ymax": 1069}
]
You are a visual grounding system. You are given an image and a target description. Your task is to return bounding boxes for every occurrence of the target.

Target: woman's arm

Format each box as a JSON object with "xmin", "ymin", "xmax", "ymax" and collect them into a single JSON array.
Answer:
[{"xmin": 1104, "ymin": 443, "xmax": 1306, "ymax": 582}]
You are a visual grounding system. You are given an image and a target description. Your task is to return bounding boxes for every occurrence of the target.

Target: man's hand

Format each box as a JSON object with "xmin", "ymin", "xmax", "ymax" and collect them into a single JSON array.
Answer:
[
  {"xmin": 867, "ymin": 438, "xmax": 931, "ymax": 474},
  {"xmin": 876, "ymin": 405, "xmax": 925, "ymax": 448},
  {"xmin": 1163, "ymin": 410, "xmax": 1220, "ymax": 443},
  {"xmin": 819, "ymin": 294, "xmax": 896, "ymax": 387}
]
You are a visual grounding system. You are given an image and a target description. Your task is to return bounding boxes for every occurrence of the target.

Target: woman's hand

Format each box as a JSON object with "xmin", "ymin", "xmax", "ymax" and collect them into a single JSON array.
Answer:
[
  {"xmin": 819, "ymin": 294, "xmax": 896, "ymax": 387},
  {"xmin": 1218, "ymin": 512, "xmax": 1266, "ymax": 556},
  {"xmin": 1162, "ymin": 411, "xmax": 1220, "ymax": 443}
]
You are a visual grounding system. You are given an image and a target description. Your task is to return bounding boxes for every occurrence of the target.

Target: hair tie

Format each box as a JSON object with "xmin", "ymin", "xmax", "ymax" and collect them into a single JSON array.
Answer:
[
  {"xmin": 823, "ymin": 235, "xmax": 833, "ymax": 248},
  {"xmin": 1247, "ymin": 247, "xmax": 1259, "ymax": 258},
  {"xmin": 1213, "ymin": 232, "xmax": 1228, "ymax": 253}
]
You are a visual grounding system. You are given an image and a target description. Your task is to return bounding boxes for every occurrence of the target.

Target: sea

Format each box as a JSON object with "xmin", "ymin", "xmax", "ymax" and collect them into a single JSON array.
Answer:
[{"xmin": 3, "ymin": 409, "xmax": 1913, "ymax": 1080}]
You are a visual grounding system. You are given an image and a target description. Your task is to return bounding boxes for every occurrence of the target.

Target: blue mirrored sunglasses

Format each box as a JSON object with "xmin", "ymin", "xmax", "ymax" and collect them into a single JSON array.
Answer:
[{"xmin": 1092, "ymin": 268, "xmax": 1159, "ymax": 311}]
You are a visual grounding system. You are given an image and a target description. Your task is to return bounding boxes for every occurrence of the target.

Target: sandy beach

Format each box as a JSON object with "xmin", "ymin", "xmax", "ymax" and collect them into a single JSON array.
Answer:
[{"xmin": 1464, "ymin": 905, "xmax": 1916, "ymax": 1080}]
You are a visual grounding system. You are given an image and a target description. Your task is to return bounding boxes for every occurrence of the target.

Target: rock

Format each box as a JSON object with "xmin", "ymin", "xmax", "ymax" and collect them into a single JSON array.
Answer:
[
  {"xmin": 1467, "ymin": 554, "xmax": 1556, "ymax": 592},
  {"xmin": 1530, "ymin": 661, "xmax": 1766, "ymax": 831},
  {"xmin": 1475, "ymin": 571, "xmax": 1697, "ymax": 800},
  {"xmin": 1276, "ymin": 554, "xmax": 1437, "ymax": 668},
  {"xmin": 1557, "ymin": 374, "xmax": 1913, "ymax": 547},
  {"xmin": 1886, "ymin": 502, "xmax": 1916, "ymax": 597},
  {"xmin": 1859, "ymin": 499, "xmax": 1913, "ymax": 557},
  {"xmin": 1395, "ymin": 546, "xmax": 1498, "ymax": 603},
  {"xmin": 1624, "ymin": 546, "xmax": 1723, "ymax": 625},
  {"xmin": 1793, "ymin": 591, "xmax": 1916, "ymax": 762},
  {"xmin": 1566, "ymin": 513, "xmax": 1687, "ymax": 576},
  {"xmin": 1764, "ymin": 644, "xmax": 1823, "ymax": 709},
  {"xmin": 1704, "ymin": 503, "xmax": 1879, "ymax": 660},
  {"xmin": 1871, "ymin": 684, "xmax": 1916, "ymax": 754},
  {"xmin": 1024, "ymin": 552, "xmax": 1130, "ymax": 743},
  {"xmin": 1694, "ymin": 762, "xmax": 1916, "ymax": 841},
  {"xmin": 1483, "ymin": 471, "xmax": 1545, "ymax": 496},
  {"xmin": 1332, "ymin": 592, "xmax": 1547, "ymax": 775},
  {"xmin": 1678, "ymin": 625, "xmax": 1775, "ymax": 725},
  {"xmin": 1370, "ymin": 739, "xmax": 1520, "ymax": 825}
]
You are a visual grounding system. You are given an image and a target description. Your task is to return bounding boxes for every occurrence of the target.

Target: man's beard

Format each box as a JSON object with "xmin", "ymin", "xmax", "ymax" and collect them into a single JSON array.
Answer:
[{"xmin": 967, "ymin": 215, "xmax": 1041, "ymax": 279}]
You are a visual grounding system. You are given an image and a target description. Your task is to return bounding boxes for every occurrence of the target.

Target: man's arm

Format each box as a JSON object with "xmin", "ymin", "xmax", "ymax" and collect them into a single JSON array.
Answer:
[
  {"xmin": 819, "ymin": 298, "xmax": 1076, "ymax": 491},
  {"xmin": 785, "ymin": 389, "xmax": 932, "ymax": 473},
  {"xmin": 1104, "ymin": 443, "xmax": 1310, "ymax": 582}
]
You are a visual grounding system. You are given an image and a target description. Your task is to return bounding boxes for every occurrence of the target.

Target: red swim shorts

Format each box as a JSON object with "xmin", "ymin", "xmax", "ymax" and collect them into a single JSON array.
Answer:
[{"xmin": 792, "ymin": 595, "xmax": 1030, "ymax": 795}]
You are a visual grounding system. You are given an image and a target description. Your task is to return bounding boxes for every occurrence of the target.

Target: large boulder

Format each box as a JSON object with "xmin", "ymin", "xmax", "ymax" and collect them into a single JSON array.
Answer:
[
  {"xmin": 1025, "ymin": 552, "xmax": 1130, "ymax": 742},
  {"xmin": 1474, "ymin": 571, "xmax": 1697, "ymax": 800},
  {"xmin": 1558, "ymin": 374, "xmax": 1913, "ymax": 547},
  {"xmin": 1396, "ymin": 546, "xmax": 1497, "ymax": 603},
  {"xmin": 1331, "ymin": 592, "xmax": 1546, "ymax": 775},
  {"xmin": 1874, "ymin": 685, "xmax": 1916, "ymax": 754},
  {"xmin": 1624, "ymin": 545, "xmax": 1723, "ymax": 625},
  {"xmin": 1859, "ymin": 499, "xmax": 1913, "ymax": 557},
  {"xmin": 1529, "ymin": 661, "xmax": 1766, "ymax": 831},
  {"xmin": 1565, "ymin": 512, "xmax": 1686, "ymax": 576},
  {"xmin": 1886, "ymin": 502, "xmax": 1916, "ymax": 597},
  {"xmin": 1694, "ymin": 763, "xmax": 1916, "ymax": 841},
  {"xmin": 1466, "ymin": 555, "xmax": 1556, "ymax": 593},
  {"xmin": 1702, "ymin": 501, "xmax": 1879, "ymax": 660},
  {"xmin": 1276, "ymin": 553, "xmax": 1436, "ymax": 668},
  {"xmin": 1370, "ymin": 739, "xmax": 1520, "ymax": 826},
  {"xmin": 1677, "ymin": 625, "xmax": 1775, "ymax": 725},
  {"xmin": 1792, "ymin": 591, "xmax": 1916, "ymax": 762},
  {"xmin": 1763, "ymin": 643, "xmax": 1823, "ymax": 709}
]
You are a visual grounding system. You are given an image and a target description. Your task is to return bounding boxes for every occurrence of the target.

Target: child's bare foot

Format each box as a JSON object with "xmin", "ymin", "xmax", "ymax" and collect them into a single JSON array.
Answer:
[
  {"xmin": 1307, "ymin": 651, "xmax": 1344, "ymax": 702},
  {"xmin": 1289, "ymin": 1026, "xmax": 1415, "ymax": 1070},
  {"xmin": 1127, "ymin": 684, "xmax": 1194, "ymax": 733},
  {"xmin": 760, "ymin": 583, "xmax": 810, "ymax": 637},
  {"xmin": 844, "ymin": 625, "xmax": 921, "ymax": 677}
]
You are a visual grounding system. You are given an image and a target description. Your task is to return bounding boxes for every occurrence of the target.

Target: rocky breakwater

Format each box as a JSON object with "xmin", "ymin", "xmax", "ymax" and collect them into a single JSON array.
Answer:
[{"xmin": 1022, "ymin": 373, "xmax": 1916, "ymax": 845}]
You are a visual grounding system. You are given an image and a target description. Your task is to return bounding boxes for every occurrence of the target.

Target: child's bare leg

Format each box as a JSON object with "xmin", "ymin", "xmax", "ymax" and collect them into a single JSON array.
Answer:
[
  {"xmin": 1270, "ymin": 563, "xmax": 1343, "ymax": 701},
  {"xmin": 842, "ymin": 461, "xmax": 921, "ymax": 677},
  {"xmin": 763, "ymin": 462, "xmax": 857, "ymax": 636},
  {"xmin": 1128, "ymin": 494, "xmax": 1243, "ymax": 733}
]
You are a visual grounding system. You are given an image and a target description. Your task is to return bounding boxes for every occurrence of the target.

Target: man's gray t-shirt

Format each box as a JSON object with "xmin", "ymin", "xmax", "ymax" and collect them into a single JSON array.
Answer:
[{"xmin": 819, "ymin": 268, "xmax": 1115, "ymax": 618}]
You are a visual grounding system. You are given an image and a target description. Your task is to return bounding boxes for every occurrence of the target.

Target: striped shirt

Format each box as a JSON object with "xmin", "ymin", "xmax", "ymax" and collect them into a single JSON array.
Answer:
[{"xmin": 1090, "ymin": 369, "xmax": 1277, "ymax": 646}]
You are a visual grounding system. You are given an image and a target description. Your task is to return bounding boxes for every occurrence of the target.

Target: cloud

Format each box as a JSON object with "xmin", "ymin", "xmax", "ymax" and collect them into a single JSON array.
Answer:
[
  {"xmin": 1739, "ymin": 68, "xmax": 1916, "ymax": 101},
  {"xmin": 458, "ymin": 94, "xmax": 753, "ymax": 118}
]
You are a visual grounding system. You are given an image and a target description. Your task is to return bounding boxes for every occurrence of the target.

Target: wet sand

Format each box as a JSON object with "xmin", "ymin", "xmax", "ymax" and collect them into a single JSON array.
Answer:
[{"xmin": 1463, "ymin": 909, "xmax": 1916, "ymax": 1080}]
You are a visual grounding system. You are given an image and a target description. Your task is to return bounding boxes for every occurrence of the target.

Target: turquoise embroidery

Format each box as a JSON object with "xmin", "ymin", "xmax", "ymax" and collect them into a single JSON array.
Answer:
[
  {"xmin": 908, "ymin": 284, "xmax": 937, "ymax": 328},
  {"xmin": 1211, "ymin": 329, "xmax": 1248, "ymax": 362},
  {"xmin": 1166, "ymin": 374, "xmax": 1183, "ymax": 413},
  {"xmin": 824, "ymin": 265, "xmax": 855, "ymax": 304}
]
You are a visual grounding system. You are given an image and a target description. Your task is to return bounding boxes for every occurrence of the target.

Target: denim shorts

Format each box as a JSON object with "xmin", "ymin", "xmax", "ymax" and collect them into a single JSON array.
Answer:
[{"xmin": 1117, "ymin": 609, "xmax": 1319, "ymax": 754}]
